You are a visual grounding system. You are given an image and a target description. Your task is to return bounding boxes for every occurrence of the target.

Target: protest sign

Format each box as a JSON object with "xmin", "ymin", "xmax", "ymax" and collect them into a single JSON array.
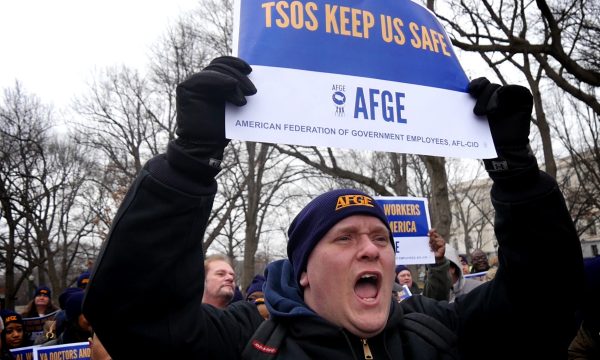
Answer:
[
  {"xmin": 23, "ymin": 311, "xmax": 58, "ymax": 343},
  {"xmin": 397, "ymin": 284, "xmax": 413, "ymax": 302},
  {"xmin": 10, "ymin": 345, "xmax": 36, "ymax": 360},
  {"xmin": 464, "ymin": 271, "xmax": 488, "ymax": 280},
  {"xmin": 33, "ymin": 342, "xmax": 90, "ymax": 360},
  {"xmin": 227, "ymin": 0, "xmax": 496, "ymax": 159},
  {"xmin": 375, "ymin": 196, "xmax": 433, "ymax": 265}
]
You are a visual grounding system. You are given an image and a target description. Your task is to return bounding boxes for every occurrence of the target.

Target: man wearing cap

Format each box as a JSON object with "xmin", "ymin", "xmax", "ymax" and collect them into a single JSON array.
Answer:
[
  {"xmin": 394, "ymin": 265, "xmax": 421, "ymax": 295},
  {"xmin": 83, "ymin": 57, "xmax": 584, "ymax": 359}
]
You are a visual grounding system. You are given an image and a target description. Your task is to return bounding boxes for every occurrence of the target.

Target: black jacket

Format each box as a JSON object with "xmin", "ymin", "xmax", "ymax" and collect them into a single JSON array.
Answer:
[{"xmin": 83, "ymin": 140, "xmax": 584, "ymax": 359}]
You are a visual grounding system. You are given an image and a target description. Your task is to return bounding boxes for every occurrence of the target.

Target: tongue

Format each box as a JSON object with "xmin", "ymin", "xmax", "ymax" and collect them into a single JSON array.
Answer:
[{"xmin": 355, "ymin": 282, "xmax": 378, "ymax": 299}]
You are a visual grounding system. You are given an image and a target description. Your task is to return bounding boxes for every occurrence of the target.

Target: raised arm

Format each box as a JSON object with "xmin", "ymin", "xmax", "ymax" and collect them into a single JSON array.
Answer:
[
  {"xmin": 422, "ymin": 228, "xmax": 451, "ymax": 301},
  {"xmin": 82, "ymin": 57, "xmax": 261, "ymax": 359},
  {"xmin": 454, "ymin": 78, "xmax": 585, "ymax": 359}
]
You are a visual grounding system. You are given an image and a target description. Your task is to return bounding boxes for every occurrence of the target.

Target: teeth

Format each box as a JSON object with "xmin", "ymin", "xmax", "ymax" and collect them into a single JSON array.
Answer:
[{"xmin": 361, "ymin": 274, "xmax": 378, "ymax": 279}]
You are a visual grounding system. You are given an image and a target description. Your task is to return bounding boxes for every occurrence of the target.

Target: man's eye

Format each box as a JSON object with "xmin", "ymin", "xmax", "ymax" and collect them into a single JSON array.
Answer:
[{"xmin": 374, "ymin": 235, "xmax": 389, "ymax": 244}]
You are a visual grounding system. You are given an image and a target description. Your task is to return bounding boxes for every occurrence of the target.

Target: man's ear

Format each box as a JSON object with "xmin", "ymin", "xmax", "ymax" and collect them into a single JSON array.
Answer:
[{"xmin": 299, "ymin": 271, "xmax": 309, "ymax": 288}]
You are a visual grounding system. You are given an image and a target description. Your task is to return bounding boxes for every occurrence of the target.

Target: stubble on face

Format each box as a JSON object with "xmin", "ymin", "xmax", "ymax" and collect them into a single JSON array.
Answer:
[{"xmin": 204, "ymin": 260, "xmax": 236, "ymax": 307}]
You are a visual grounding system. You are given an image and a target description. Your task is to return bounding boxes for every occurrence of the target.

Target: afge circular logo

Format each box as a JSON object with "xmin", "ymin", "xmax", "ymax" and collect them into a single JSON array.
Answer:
[
  {"xmin": 332, "ymin": 89, "xmax": 346, "ymax": 117},
  {"xmin": 332, "ymin": 91, "xmax": 346, "ymax": 105}
]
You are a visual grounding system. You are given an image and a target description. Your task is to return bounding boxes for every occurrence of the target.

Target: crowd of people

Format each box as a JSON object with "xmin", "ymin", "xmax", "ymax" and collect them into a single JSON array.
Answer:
[
  {"xmin": 76, "ymin": 56, "xmax": 589, "ymax": 359},
  {"xmin": 2, "ymin": 56, "xmax": 597, "ymax": 359},
  {"xmin": 0, "ymin": 271, "xmax": 111, "ymax": 360},
  {"xmin": 3, "ymin": 235, "xmax": 595, "ymax": 359}
]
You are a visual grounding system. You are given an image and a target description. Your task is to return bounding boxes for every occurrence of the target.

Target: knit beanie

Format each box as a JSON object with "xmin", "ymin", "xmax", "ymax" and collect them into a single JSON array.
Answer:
[
  {"xmin": 64, "ymin": 290, "xmax": 85, "ymax": 322},
  {"xmin": 287, "ymin": 188, "xmax": 393, "ymax": 285},
  {"xmin": 245, "ymin": 275, "xmax": 266, "ymax": 299},
  {"xmin": 76, "ymin": 271, "xmax": 91, "ymax": 289},
  {"xmin": 1, "ymin": 310, "xmax": 24, "ymax": 328},
  {"xmin": 59, "ymin": 287, "xmax": 83, "ymax": 309},
  {"xmin": 35, "ymin": 285, "xmax": 52, "ymax": 298},
  {"xmin": 395, "ymin": 265, "xmax": 410, "ymax": 275}
]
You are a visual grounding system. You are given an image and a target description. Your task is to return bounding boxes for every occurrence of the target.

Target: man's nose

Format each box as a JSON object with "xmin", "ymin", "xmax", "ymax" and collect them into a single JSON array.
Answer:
[{"xmin": 358, "ymin": 235, "xmax": 380, "ymax": 260}]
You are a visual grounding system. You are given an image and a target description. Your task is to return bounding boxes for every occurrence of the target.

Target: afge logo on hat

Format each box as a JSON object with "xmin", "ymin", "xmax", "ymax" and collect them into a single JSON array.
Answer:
[
  {"xmin": 39, "ymin": 289, "xmax": 49, "ymax": 295},
  {"xmin": 335, "ymin": 194, "xmax": 374, "ymax": 210},
  {"xmin": 5, "ymin": 315, "xmax": 17, "ymax": 322}
]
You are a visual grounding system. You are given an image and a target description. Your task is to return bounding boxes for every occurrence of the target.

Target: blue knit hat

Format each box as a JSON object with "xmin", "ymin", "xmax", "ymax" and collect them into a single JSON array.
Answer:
[
  {"xmin": 395, "ymin": 265, "xmax": 410, "ymax": 275},
  {"xmin": 35, "ymin": 285, "xmax": 51, "ymax": 298},
  {"xmin": 394, "ymin": 265, "xmax": 411, "ymax": 284},
  {"xmin": 245, "ymin": 275, "xmax": 266, "ymax": 299},
  {"xmin": 59, "ymin": 287, "xmax": 83, "ymax": 309},
  {"xmin": 76, "ymin": 271, "xmax": 91, "ymax": 289},
  {"xmin": 287, "ymin": 189, "xmax": 393, "ymax": 285},
  {"xmin": 63, "ymin": 290, "xmax": 85, "ymax": 322}
]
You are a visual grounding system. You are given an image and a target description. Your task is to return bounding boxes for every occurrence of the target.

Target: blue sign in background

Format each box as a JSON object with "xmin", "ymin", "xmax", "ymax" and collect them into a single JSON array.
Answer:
[
  {"xmin": 10, "ymin": 346, "xmax": 34, "ymax": 360},
  {"xmin": 375, "ymin": 198, "xmax": 429, "ymax": 237},
  {"xmin": 34, "ymin": 342, "xmax": 90, "ymax": 360},
  {"xmin": 238, "ymin": 0, "xmax": 468, "ymax": 91}
]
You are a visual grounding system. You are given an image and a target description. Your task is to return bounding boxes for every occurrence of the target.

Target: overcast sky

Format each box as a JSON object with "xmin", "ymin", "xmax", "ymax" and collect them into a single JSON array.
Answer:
[
  {"xmin": 0, "ymin": 0, "xmax": 199, "ymax": 110},
  {"xmin": 0, "ymin": 0, "xmax": 494, "ymax": 122}
]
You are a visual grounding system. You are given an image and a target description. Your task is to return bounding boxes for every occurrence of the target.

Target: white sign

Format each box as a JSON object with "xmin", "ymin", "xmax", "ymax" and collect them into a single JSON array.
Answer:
[
  {"xmin": 375, "ymin": 196, "xmax": 434, "ymax": 265},
  {"xmin": 227, "ymin": 0, "xmax": 496, "ymax": 159}
]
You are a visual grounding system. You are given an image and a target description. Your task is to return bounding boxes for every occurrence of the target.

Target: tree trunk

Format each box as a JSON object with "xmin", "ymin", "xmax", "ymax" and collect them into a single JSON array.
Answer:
[
  {"xmin": 389, "ymin": 153, "xmax": 408, "ymax": 195},
  {"xmin": 531, "ymin": 85, "xmax": 557, "ymax": 177},
  {"xmin": 242, "ymin": 142, "xmax": 269, "ymax": 291},
  {"xmin": 5, "ymin": 245, "xmax": 16, "ymax": 309},
  {"xmin": 421, "ymin": 155, "xmax": 451, "ymax": 239}
]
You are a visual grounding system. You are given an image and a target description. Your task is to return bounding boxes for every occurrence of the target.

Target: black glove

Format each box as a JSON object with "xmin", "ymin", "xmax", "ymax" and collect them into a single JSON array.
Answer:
[
  {"xmin": 468, "ymin": 77, "xmax": 538, "ymax": 184},
  {"xmin": 175, "ymin": 56, "xmax": 256, "ymax": 167}
]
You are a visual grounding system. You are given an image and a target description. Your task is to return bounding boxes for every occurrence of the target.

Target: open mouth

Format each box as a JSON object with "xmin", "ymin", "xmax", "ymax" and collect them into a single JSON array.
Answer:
[{"xmin": 354, "ymin": 273, "xmax": 380, "ymax": 302}]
